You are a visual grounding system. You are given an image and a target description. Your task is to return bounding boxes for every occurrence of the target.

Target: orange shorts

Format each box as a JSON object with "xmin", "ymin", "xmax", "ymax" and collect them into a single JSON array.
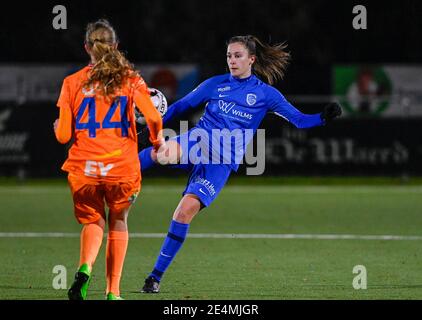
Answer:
[{"xmin": 67, "ymin": 174, "xmax": 141, "ymax": 224}]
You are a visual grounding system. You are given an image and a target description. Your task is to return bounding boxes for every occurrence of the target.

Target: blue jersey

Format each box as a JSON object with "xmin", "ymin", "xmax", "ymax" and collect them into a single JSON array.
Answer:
[{"xmin": 163, "ymin": 73, "xmax": 324, "ymax": 171}]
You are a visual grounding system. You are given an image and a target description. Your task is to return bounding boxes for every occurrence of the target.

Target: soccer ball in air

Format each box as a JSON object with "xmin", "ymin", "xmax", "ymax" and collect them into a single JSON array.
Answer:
[{"xmin": 135, "ymin": 88, "xmax": 168, "ymax": 125}]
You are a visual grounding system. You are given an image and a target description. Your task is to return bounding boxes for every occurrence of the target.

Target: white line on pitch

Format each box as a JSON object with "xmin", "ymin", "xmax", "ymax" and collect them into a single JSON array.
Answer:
[
  {"xmin": 1, "ymin": 186, "xmax": 422, "ymax": 195},
  {"xmin": 0, "ymin": 232, "xmax": 422, "ymax": 241}
]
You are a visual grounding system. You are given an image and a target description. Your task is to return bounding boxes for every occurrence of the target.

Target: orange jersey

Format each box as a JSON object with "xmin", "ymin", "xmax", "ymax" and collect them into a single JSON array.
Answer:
[{"xmin": 56, "ymin": 65, "xmax": 163, "ymax": 182}]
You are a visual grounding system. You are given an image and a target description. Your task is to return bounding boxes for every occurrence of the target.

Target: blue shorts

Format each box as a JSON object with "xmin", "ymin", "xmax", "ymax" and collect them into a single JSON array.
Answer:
[
  {"xmin": 182, "ymin": 163, "xmax": 232, "ymax": 207},
  {"xmin": 170, "ymin": 130, "xmax": 232, "ymax": 207}
]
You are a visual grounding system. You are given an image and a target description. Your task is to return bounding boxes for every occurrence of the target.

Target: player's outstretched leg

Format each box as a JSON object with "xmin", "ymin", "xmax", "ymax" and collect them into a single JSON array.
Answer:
[
  {"xmin": 141, "ymin": 195, "xmax": 201, "ymax": 293},
  {"xmin": 141, "ymin": 219, "xmax": 190, "ymax": 293}
]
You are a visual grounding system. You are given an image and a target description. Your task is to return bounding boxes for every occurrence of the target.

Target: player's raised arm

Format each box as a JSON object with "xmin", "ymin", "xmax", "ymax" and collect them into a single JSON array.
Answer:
[
  {"xmin": 267, "ymin": 87, "xmax": 341, "ymax": 128},
  {"xmin": 134, "ymin": 89, "xmax": 164, "ymax": 150},
  {"xmin": 162, "ymin": 77, "xmax": 215, "ymax": 125}
]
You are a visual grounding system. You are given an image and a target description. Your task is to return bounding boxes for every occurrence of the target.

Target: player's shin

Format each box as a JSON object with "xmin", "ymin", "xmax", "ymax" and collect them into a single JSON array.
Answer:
[
  {"xmin": 106, "ymin": 230, "xmax": 129, "ymax": 297},
  {"xmin": 68, "ymin": 223, "xmax": 103, "ymax": 300},
  {"xmin": 79, "ymin": 223, "xmax": 104, "ymax": 269},
  {"xmin": 150, "ymin": 220, "xmax": 190, "ymax": 281}
]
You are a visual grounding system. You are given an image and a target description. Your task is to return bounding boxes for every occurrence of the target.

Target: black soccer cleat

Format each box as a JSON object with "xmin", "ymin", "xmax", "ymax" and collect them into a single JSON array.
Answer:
[
  {"xmin": 141, "ymin": 276, "xmax": 160, "ymax": 293},
  {"xmin": 67, "ymin": 269, "xmax": 91, "ymax": 300}
]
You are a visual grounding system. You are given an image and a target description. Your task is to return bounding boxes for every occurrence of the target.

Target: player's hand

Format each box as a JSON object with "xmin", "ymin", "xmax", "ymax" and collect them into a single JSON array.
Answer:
[
  {"xmin": 156, "ymin": 140, "xmax": 181, "ymax": 165},
  {"xmin": 151, "ymin": 137, "xmax": 165, "ymax": 152},
  {"xmin": 321, "ymin": 102, "xmax": 342, "ymax": 122}
]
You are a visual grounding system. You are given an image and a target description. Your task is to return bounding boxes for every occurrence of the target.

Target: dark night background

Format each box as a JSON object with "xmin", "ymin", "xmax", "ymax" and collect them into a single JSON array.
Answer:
[
  {"xmin": 2, "ymin": 1, "xmax": 421, "ymax": 86},
  {"xmin": 1, "ymin": 0, "xmax": 421, "ymax": 177}
]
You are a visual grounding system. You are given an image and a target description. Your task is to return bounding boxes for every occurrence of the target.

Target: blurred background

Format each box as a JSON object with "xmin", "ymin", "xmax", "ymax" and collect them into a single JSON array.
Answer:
[{"xmin": 1, "ymin": 0, "xmax": 421, "ymax": 180}]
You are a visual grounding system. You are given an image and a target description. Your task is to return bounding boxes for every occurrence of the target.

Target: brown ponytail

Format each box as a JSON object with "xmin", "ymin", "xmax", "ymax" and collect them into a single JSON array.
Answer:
[
  {"xmin": 227, "ymin": 35, "xmax": 291, "ymax": 85},
  {"xmin": 84, "ymin": 19, "xmax": 138, "ymax": 98}
]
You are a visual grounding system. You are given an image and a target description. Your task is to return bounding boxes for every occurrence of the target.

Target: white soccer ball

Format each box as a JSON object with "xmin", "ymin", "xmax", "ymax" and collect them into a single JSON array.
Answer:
[{"xmin": 135, "ymin": 88, "xmax": 168, "ymax": 125}]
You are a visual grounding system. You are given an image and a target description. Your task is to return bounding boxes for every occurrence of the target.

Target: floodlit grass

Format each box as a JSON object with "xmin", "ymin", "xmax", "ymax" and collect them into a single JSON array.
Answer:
[{"xmin": 1, "ymin": 180, "xmax": 422, "ymax": 299}]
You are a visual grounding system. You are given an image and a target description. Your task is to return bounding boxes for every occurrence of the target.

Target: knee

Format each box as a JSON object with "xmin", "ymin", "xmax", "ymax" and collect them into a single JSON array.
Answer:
[
  {"xmin": 173, "ymin": 196, "xmax": 201, "ymax": 224},
  {"xmin": 108, "ymin": 209, "xmax": 129, "ymax": 227},
  {"xmin": 92, "ymin": 217, "xmax": 106, "ymax": 230},
  {"xmin": 173, "ymin": 209, "xmax": 195, "ymax": 224}
]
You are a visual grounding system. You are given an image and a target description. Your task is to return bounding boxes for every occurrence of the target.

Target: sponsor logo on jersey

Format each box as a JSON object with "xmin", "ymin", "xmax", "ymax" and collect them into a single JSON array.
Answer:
[
  {"xmin": 218, "ymin": 86, "xmax": 231, "ymax": 92},
  {"xmin": 219, "ymin": 100, "xmax": 236, "ymax": 113},
  {"xmin": 218, "ymin": 100, "xmax": 253, "ymax": 120}
]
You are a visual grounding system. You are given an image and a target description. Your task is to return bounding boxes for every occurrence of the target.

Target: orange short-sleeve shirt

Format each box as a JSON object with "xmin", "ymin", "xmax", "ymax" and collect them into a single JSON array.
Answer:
[{"xmin": 56, "ymin": 65, "xmax": 162, "ymax": 183}]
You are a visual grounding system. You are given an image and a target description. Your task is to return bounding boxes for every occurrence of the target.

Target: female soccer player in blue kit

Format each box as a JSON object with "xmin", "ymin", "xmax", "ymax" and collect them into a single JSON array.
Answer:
[{"xmin": 138, "ymin": 35, "xmax": 342, "ymax": 293}]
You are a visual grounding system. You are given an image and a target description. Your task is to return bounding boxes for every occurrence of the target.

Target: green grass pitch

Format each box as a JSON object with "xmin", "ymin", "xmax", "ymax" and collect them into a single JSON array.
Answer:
[{"xmin": 1, "ymin": 179, "xmax": 422, "ymax": 300}]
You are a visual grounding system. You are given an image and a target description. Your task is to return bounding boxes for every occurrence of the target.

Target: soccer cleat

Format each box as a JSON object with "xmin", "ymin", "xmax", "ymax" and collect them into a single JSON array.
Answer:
[
  {"xmin": 106, "ymin": 293, "xmax": 124, "ymax": 300},
  {"xmin": 67, "ymin": 263, "xmax": 91, "ymax": 300},
  {"xmin": 141, "ymin": 276, "xmax": 160, "ymax": 293}
]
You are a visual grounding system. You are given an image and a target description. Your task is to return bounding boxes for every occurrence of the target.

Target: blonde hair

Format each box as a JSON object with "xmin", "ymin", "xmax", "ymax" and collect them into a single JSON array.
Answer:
[
  {"xmin": 84, "ymin": 19, "xmax": 138, "ymax": 98},
  {"xmin": 228, "ymin": 35, "xmax": 291, "ymax": 85}
]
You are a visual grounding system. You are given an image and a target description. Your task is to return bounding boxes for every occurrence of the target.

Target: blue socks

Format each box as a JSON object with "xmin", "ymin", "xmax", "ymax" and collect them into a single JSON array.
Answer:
[
  {"xmin": 139, "ymin": 147, "xmax": 155, "ymax": 172},
  {"xmin": 150, "ymin": 220, "xmax": 190, "ymax": 282}
]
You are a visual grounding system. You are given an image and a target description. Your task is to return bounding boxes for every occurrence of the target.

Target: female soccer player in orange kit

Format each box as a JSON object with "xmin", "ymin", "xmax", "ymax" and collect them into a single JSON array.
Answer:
[{"xmin": 53, "ymin": 19, "xmax": 164, "ymax": 300}]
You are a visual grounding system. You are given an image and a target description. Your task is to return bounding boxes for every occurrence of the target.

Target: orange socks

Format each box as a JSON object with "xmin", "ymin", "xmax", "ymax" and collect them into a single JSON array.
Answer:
[
  {"xmin": 79, "ymin": 223, "xmax": 104, "ymax": 269},
  {"xmin": 106, "ymin": 230, "xmax": 129, "ymax": 296},
  {"xmin": 78, "ymin": 224, "xmax": 129, "ymax": 296}
]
